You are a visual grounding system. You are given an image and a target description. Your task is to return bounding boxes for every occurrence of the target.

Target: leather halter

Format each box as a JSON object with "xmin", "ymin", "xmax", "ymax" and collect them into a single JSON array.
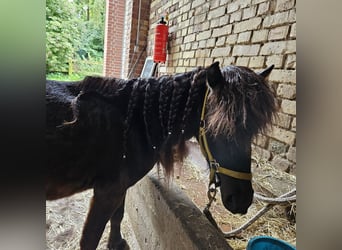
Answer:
[{"xmin": 198, "ymin": 87, "xmax": 252, "ymax": 188}]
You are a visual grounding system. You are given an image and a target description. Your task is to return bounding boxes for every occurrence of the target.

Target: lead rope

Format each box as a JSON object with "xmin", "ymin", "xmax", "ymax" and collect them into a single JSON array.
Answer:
[{"xmin": 203, "ymin": 182, "xmax": 220, "ymax": 230}]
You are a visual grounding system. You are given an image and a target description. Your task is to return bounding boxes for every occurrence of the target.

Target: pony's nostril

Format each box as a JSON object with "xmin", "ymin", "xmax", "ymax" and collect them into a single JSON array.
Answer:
[{"xmin": 226, "ymin": 195, "xmax": 233, "ymax": 205}]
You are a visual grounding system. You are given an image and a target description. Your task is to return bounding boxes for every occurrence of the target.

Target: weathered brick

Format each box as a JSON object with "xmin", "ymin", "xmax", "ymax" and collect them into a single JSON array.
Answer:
[
  {"xmin": 194, "ymin": 2, "xmax": 210, "ymax": 15},
  {"xmin": 180, "ymin": 2, "xmax": 191, "ymax": 13},
  {"xmin": 249, "ymin": 56, "xmax": 265, "ymax": 68},
  {"xmin": 277, "ymin": 84, "xmax": 296, "ymax": 99},
  {"xmin": 187, "ymin": 25, "xmax": 194, "ymax": 34},
  {"xmin": 219, "ymin": 15, "xmax": 229, "ymax": 26},
  {"xmin": 237, "ymin": 31, "xmax": 252, "ymax": 43},
  {"xmin": 183, "ymin": 59, "xmax": 189, "ymax": 66},
  {"xmin": 242, "ymin": 5, "xmax": 257, "ymax": 20},
  {"xmin": 159, "ymin": 66, "xmax": 168, "ymax": 73},
  {"xmin": 232, "ymin": 44, "xmax": 260, "ymax": 56},
  {"xmin": 268, "ymin": 26, "xmax": 289, "ymax": 40},
  {"xmin": 182, "ymin": 12, "xmax": 188, "ymax": 21},
  {"xmin": 196, "ymin": 30, "xmax": 212, "ymax": 40},
  {"xmin": 172, "ymin": 52, "xmax": 183, "ymax": 60},
  {"xmin": 195, "ymin": 49, "xmax": 211, "ymax": 58},
  {"xmin": 239, "ymin": 0, "xmax": 252, "ymax": 8},
  {"xmin": 204, "ymin": 57, "xmax": 214, "ymax": 65},
  {"xmin": 194, "ymin": 21, "xmax": 210, "ymax": 33},
  {"xmin": 183, "ymin": 33, "xmax": 196, "ymax": 43},
  {"xmin": 210, "ymin": 18, "xmax": 221, "ymax": 28},
  {"xmin": 281, "ymin": 99, "xmax": 296, "ymax": 115},
  {"xmin": 212, "ymin": 25, "xmax": 232, "ymax": 37},
  {"xmin": 257, "ymin": 1, "xmax": 270, "ymax": 15},
  {"xmin": 229, "ymin": 11, "xmax": 242, "ymax": 23},
  {"xmin": 234, "ymin": 17, "xmax": 262, "ymax": 33},
  {"xmin": 197, "ymin": 57, "xmax": 205, "ymax": 66},
  {"xmin": 289, "ymin": 164, "xmax": 296, "ymax": 175},
  {"xmin": 192, "ymin": 0, "xmax": 206, "ymax": 9},
  {"xmin": 284, "ymin": 54, "xmax": 296, "ymax": 69},
  {"xmin": 236, "ymin": 57, "xmax": 249, "ymax": 66},
  {"xmin": 211, "ymin": 46, "xmax": 231, "ymax": 57},
  {"xmin": 189, "ymin": 58, "xmax": 197, "ymax": 67},
  {"xmin": 181, "ymin": 28, "xmax": 187, "ymax": 37},
  {"xmin": 266, "ymin": 55, "xmax": 284, "ymax": 68},
  {"xmin": 191, "ymin": 41, "xmax": 199, "ymax": 50},
  {"xmin": 182, "ymin": 50, "xmax": 195, "ymax": 59},
  {"xmin": 223, "ymin": 57, "xmax": 236, "ymax": 65},
  {"xmin": 291, "ymin": 117, "xmax": 296, "ymax": 131},
  {"xmin": 194, "ymin": 13, "xmax": 207, "ymax": 24},
  {"xmin": 286, "ymin": 146, "xmax": 296, "ymax": 163},
  {"xmin": 227, "ymin": 1, "xmax": 240, "ymax": 13},
  {"xmin": 206, "ymin": 0, "xmax": 219, "ymax": 9},
  {"xmin": 269, "ymin": 126, "xmax": 296, "ymax": 145},
  {"xmin": 208, "ymin": 6, "xmax": 226, "ymax": 20},
  {"xmin": 260, "ymin": 40, "xmax": 296, "ymax": 55},
  {"xmin": 275, "ymin": 0, "xmax": 295, "ymax": 12},
  {"xmin": 216, "ymin": 37, "xmax": 226, "ymax": 46},
  {"xmin": 290, "ymin": 23, "xmax": 296, "ymax": 38},
  {"xmin": 251, "ymin": 29, "xmax": 268, "ymax": 43},
  {"xmin": 198, "ymin": 40, "xmax": 206, "ymax": 48},
  {"xmin": 263, "ymin": 10, "xmax": 296, "ymax": 28},
  {"xmin": 269, "ymin": 69, "xmax": 296, "ymax": 83},
  {"xmin": 274, "ymin": 112, "xmax": 292, "ymax": 129},
  {"xmin": 226, "ymin": 34, "xmax": 238, "ymax": 44},
  {"xmin": 206, "ymin": 38, "xmax": 216, "ymax": 47},
  {"xmin": 175, "ymin": 66, "xmax": 187, "ymax": 73}
]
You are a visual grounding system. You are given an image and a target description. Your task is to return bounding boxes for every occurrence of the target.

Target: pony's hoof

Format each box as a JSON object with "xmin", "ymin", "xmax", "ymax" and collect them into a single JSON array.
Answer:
[{"xmin": 108, "ymin": 239, "xmax": 129, "ymax": 250}]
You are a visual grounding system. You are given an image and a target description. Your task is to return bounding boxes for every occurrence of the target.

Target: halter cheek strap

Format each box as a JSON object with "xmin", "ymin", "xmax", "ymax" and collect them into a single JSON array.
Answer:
[{"xmin": 198, "ymin": 88, "xmax": 252, "ymax": 187}]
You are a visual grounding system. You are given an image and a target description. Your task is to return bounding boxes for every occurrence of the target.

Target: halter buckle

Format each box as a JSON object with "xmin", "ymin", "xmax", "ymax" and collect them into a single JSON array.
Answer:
[
  {"xmin": 209, "ymin": 160, "xmax": 219, "ymax": 171},
  {"xmin": 200, "ymin": 119, "xmax": 206, "ymax": 128}
]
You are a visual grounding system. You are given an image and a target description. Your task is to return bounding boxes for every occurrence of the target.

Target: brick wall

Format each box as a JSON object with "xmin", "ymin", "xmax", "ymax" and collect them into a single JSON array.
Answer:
[
  {"xmin": 122, "ymin": 0, "xmax": 151, "ymax": 78},
  {"xmin": 147, "ymin": 0, "xmax": 296, "ymax": 174},
  {"xmin": 103, "ymin": 0, "xmax": 126, "ymax": 77},
  {"xmin": 105, "ymin": 0, "xmax": 151, "ymax": 78}
]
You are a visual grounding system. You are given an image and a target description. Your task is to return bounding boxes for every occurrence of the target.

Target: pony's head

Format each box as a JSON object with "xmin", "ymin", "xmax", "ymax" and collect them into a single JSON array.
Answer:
[{"xmin": 202, "ymin": 62, "xmax": 277, "ymax": 214}]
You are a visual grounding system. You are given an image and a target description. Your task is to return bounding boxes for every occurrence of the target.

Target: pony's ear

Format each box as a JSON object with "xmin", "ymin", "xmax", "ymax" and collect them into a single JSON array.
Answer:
[
  {"xmin": 258, "ymin": 64, "xmax": 274, "ymax": 78},
  {"xmin": 206, "ymin": 61, "xmax": 224, "ymax": 89}
]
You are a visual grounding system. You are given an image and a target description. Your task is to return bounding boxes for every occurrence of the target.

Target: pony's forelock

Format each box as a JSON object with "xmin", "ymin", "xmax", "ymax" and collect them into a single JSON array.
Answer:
[{"xmin": 205, "ymin": 66, "xmax": 277, "ymax": 139}]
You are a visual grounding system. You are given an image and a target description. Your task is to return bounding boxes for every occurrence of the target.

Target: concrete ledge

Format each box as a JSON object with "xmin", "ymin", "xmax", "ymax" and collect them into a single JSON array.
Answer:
[{"xmin": 125, "ymin": 170, "xmax": 232, "ymax": 250}]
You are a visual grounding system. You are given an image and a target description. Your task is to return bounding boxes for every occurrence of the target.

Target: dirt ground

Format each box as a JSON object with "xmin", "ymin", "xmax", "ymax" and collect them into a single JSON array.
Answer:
[{"xmin": 46, "ymin": 142, "xmax": 296, "ymax": 250}]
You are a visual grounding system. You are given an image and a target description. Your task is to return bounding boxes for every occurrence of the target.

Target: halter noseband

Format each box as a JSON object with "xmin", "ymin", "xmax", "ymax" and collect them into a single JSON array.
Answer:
[{"xmin": 198, "ymin": 87, "xmax": 252, "ymax": 189}]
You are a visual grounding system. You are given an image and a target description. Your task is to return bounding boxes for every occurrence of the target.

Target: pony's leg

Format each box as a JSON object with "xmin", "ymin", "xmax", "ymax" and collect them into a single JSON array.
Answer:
[
  {"xmin": 107, "ymin": 194, "xmax": 129, "ymax": 250},
  {"xmin": 80, "ymin": 184, "xmax": 126, "ymax": 250}
]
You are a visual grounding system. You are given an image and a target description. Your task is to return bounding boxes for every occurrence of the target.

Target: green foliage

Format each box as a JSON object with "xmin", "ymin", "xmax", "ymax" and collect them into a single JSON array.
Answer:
[
  {"xmin": 46, "ymin": 0, "xmax": 105, "ymax": 74},
  {"xmin": 47, "ymin": 72, "xmax": 87, "ymax": 81},
  {"xmin": 46, "ymin": 0, "xmax": 79, "ymax": 72},
  {"xmin": 70, "ymin": 58, "xmax": 103, "ymax": 76}
]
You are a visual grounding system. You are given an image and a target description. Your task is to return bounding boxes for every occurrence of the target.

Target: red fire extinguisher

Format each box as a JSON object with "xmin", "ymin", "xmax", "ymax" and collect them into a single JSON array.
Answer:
[{"xmin": 153, "ymin": 17, "xmax": 168, "ymax": 63}]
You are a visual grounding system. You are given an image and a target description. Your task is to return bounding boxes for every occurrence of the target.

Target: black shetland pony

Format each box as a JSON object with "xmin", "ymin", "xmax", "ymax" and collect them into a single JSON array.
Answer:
[{"xmin": 46, "ymin": 62, "xmax": 276, "ymax": 250}]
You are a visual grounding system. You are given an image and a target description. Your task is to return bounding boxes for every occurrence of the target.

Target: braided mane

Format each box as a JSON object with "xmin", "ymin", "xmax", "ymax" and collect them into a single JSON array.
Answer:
[{"xmin": 70, "ymin": 67, "xmax": 207, "ymax": 176}]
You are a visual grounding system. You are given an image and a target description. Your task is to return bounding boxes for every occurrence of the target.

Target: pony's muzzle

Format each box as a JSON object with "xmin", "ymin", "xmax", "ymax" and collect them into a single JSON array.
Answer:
[{"xmin": 222, "ymin": 187, "xmax": 254, "ymax": 214}]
